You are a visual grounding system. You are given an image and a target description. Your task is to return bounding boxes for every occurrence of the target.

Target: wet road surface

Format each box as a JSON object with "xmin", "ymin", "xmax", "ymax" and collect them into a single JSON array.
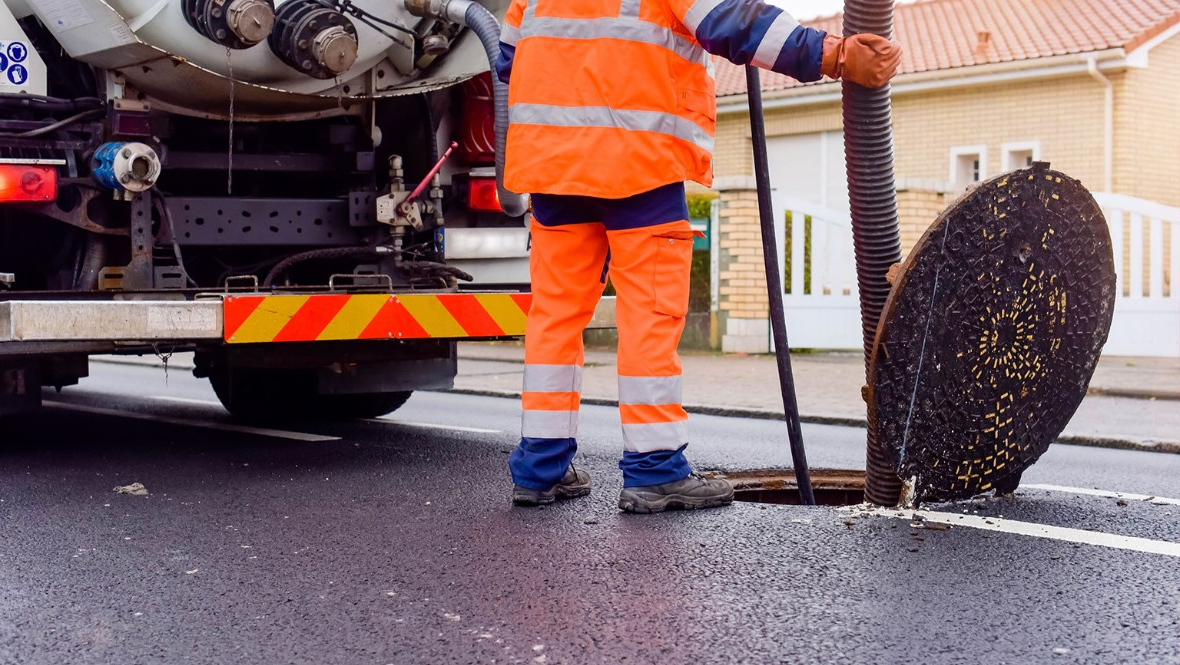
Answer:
[{"xmin": 1, "ymin": 362, "xmax": 1178, "ymax": 664}]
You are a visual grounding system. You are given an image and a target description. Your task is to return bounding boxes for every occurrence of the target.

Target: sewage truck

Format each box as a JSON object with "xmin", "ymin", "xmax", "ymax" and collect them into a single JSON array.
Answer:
[{"xmin": 0, "ymin": 0, "xmax": 575, "ymax": 420}]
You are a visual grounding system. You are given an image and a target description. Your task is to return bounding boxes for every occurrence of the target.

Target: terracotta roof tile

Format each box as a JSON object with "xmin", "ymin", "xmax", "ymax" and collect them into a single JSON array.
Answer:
[{"xmin": 714, "ymin": 0, "xmax": 1180, "ymax": 97}]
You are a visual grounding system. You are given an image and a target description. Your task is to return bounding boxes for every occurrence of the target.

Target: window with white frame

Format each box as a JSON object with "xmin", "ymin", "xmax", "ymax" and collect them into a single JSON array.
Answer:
[
  {"xmin": 1002, "ymin": 141, "xmax": 1041, "ymax": 172},
  {"xmin": 950, "ymin": 145, "xmax": 986, "ymax": 191}
]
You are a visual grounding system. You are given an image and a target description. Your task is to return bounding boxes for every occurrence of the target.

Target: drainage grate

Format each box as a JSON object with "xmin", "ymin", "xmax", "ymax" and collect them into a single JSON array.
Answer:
[{"xmin": 702, "ymin": 469, "xmax": 866, "ymax": 506}]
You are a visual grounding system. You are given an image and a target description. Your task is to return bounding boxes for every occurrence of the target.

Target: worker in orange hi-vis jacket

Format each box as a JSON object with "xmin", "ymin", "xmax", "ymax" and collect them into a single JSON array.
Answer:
[{"xmin": 498, "ymin": 0, "xmax": 901, "ymax": 513}]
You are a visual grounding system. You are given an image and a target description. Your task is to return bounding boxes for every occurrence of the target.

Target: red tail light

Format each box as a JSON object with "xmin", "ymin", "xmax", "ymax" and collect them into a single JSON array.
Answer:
[
  {"xmin": 458, "ymin": 73, "xmax": 496, "ymax": 166},
  {"xmin": 467, "ymin": 176, "xmax": 502, "ymax": 213},
  {"xmin": 0, "ymin": 165, "xmax": 57, "ymax": 202}
]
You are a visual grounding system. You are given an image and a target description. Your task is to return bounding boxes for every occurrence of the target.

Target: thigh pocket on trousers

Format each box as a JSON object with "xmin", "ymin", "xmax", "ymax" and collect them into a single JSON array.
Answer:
[{"xmin": 652, "ymin": 232, "xmax": 694, "ymax": 318}]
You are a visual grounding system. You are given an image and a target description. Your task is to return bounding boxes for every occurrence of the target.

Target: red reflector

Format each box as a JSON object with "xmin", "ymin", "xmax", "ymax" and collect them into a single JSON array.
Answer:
[
  {"xmin": 0, "ymin": 165, "xmax": 57, "ymax": 202},
  {"xmin": 468, "ymin": 177, "xmax": 502, "ymax": 213},
  {"xmin": 458, "ymin": 73, "xmax": 496, "ymax": 166}
]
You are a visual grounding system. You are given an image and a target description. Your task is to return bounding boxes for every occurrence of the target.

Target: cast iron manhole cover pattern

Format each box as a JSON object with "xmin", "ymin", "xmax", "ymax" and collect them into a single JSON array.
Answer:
[{"xmin": 869, "ymin": 163, "xmax": 1116, "ymax": 503}]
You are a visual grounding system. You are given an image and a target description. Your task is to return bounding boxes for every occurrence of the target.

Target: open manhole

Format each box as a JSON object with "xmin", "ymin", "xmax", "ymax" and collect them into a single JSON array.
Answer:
[{"xmin": 701, "ymin": 469, "xmax": 866, "ymax": 506}]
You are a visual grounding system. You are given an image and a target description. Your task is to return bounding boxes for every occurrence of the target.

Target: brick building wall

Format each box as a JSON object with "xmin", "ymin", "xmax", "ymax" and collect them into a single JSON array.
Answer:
[
  {"xmin": 712, "ymin": 178, "xmax": 772, "ymax": 353},
  {"xmin": 896, "ymin": 185, "xmax": 951, "ymax": 252},
  {"xmin": 1115, "ymin": 37, "xmax": 1180, "ymax": 206},
  {"xmin": 707, "ymin": 42, "xmax": 1178, "ymax": 351},
  {"xmin": 708, "ymin": 41, "xmax": 1180, "ymax": 243}
]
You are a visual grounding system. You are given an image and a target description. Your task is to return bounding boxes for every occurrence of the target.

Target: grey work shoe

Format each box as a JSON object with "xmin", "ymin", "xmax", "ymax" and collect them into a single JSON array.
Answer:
[
  {"xmin": 512, "ymin": 465, "xmax": 591, "ymax": 506},
  {"xmin": 618, "ymin": 474, "xmax": 735, "ymax": 514}
]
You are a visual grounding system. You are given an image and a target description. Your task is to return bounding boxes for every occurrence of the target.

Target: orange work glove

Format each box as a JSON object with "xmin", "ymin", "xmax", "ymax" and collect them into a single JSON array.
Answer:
[{"xmin": 820, "ymin": 34, "xmax": 902, "ymax": 88}]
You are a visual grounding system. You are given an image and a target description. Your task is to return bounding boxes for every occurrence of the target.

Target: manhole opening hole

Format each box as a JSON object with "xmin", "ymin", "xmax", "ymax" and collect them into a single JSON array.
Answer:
[{"xmin": 701, "ymin": 469, "xmax": 866, "ymax": 506}]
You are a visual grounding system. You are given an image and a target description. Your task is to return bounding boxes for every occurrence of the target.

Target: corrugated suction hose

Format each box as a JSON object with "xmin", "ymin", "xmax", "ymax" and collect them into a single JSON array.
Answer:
[{"xmin": 842, "ymin": 0, "xmax": 905, "ymax": 506}]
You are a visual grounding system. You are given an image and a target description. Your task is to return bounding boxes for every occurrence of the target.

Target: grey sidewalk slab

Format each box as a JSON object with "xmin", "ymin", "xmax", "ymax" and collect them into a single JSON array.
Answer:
[{"xmin": 454, "ymin": 342, "xmax": 1180, "ymax": 452}]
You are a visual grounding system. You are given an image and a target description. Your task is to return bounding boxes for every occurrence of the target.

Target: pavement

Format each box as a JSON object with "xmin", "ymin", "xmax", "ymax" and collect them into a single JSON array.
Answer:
[
  {"xmin": 449, "ymin": 342, "xmax": 1180, "ymax": 453},
  {"xmin": 97, "ymin": 343, "xmax": 1180, "ymax": 453}
]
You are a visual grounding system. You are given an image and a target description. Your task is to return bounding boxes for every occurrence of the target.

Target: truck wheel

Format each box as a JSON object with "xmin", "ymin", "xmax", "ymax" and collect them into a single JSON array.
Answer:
[{"xmin": 208, "ymin": 367, "xmax": 412, "ymax": 422}]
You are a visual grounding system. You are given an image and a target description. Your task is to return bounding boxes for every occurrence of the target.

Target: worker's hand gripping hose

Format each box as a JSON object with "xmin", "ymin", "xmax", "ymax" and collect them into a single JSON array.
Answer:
[{"xmin": 405, "ymin": 0, "xmax": 530, "ymax": 218}]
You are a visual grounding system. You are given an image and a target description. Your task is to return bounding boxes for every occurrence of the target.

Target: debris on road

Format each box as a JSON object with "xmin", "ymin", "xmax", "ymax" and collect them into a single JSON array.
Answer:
[{"xmin": 114, "ymin": 483, "xmax": 148, "ymax": 496}]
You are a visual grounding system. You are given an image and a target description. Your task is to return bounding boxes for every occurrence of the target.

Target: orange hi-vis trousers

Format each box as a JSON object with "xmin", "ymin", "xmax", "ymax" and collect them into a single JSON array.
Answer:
[{"xmin": 509, "ymin": 183, "xmax": 696, "ymax": 490}]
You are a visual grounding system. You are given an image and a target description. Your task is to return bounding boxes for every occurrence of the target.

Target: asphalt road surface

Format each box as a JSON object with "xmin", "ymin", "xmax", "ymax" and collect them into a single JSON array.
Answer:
[{"xmin": 2, "ymin": 362, "xmax": 1178, "ymax": 664}]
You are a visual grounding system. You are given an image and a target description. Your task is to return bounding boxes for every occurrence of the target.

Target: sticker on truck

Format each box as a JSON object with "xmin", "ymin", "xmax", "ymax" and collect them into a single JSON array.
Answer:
[{"xmin": 223, "ymin": 293, "xmax": 532, "ymax": 344}]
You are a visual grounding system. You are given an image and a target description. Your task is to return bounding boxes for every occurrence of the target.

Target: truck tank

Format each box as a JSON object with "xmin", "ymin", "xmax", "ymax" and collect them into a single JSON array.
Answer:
[{"xmin": 4, "ymin": 0, "xmax": 503, "ymax": 119}]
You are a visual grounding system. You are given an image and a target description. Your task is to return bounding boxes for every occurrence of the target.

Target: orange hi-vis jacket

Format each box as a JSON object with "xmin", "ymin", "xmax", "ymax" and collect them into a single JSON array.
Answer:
[{"xmin": 497, "ymin": 0, "xmax": 827, "ymax": 199}]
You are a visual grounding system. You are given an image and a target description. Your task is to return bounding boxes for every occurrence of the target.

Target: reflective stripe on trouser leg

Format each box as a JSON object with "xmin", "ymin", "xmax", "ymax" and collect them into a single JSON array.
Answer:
[
  {"xmin": 608, "ymin": 220, "xmax": 695, "ymax": 487},
  {"xmin": 510, "ymin": 218, "xmax": 610, "ymax": 491}
]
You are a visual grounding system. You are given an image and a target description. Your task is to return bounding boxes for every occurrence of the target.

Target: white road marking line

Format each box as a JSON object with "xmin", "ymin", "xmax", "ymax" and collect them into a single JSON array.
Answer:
[
  {"xmin": 363, "ymin": 418, "xmax": 501, "ymax": 434},
  {"xmin": 868, "ymin": 507, "xmax": 1180, "ymax": 558},
  {"xmin": 1021, "ymin": 483, "xmax": 1180, "ymax": 506},
  {"xmin": 151, "ymin": 395, "xmax": 223, "ymax": 407},
  {"xmin": 44, "ymin": 401, "xmax": 340, "ymax": 442}
]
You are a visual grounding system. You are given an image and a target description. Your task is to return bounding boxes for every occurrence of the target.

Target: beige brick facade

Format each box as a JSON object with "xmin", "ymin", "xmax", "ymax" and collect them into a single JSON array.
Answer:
[
  {"xmin": 712, "ymin": 35, "xmax": 1180, "ymax": 256},
  {"xmin": 706, "ymin": 38, "xmax": 1179, "ymax": 352},
  {"xmin": 713, "ymin": 180, "xmax": 772, "ymax": 353},
  {"xmin": 896, "ymin": 187, "xmax": 950, "ymax": 252}
]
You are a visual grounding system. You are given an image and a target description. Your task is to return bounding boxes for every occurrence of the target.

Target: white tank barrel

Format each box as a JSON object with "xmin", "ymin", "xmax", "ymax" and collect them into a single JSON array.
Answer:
[{"xmin": 4, "ymin": 0, "xmax": 503, "ymax": 119}]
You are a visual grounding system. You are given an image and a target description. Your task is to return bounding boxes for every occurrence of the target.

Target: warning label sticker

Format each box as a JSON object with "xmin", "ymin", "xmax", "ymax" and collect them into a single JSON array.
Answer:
[
  {"xmin": 40, "ymin": 0, "xmax": 95, "ymax": 32},
  {"xmin": 0, "ymin": 41, "xmax": 31, "ymax": 87}
]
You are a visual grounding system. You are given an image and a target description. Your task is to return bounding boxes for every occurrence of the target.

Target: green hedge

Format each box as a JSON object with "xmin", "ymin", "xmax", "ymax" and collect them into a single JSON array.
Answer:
[{"xmin": 687, "ymin": 191, "xmax": 717, "ymax": 219}]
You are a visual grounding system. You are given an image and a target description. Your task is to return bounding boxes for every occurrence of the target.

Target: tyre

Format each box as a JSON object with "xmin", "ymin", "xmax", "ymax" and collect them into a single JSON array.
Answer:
[{"xmin": 208, "ymin": 366, "xmax": 411, "ymax": 422}]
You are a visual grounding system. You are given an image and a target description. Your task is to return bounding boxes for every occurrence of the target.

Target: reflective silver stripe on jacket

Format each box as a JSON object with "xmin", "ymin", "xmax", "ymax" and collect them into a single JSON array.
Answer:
[
  {"xmin": 618, "ymin": 0, "xmax": 643, "ymax": 18},
  {"xmin": 510, "ymin": 104, "xmax": 714, "ymax": 152},
  {"xmin": 618, "ymin": 375, "xmax": 683, "ymax": 405},
  {"xmin": 501, "ymin": 23, "xmax": 522, "ymax": 46},
  {"xmin": 522, "ymin": 409, "xmax": 579, "ymax": 439},
  {"xmin": 518, "ymin": 17, "xmax": 709, "ymax": 67},
  {"xmin": 523, "ymin": 364, "xmax": 583, "ymax": 394},
  {"xmin": 622, "ymin": 421, "xmax": 689, "ymax": 453},
  {"xmin": 751, "ymin": 12, "xmax": 800, "ymax": 69},
  {"xmin": 680, "ymin": 0, "xmax": 727, "ymax": 35}
]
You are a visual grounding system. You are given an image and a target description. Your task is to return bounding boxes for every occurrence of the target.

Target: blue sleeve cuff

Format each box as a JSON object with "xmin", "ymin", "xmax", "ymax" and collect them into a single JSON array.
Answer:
[
  {"xmin": 771, "ymin": 26, "xmax": 826, "ymax": 82},
  {"xmin": 495, "ymin": 42, "xmax": 515, "ymax": 84}
]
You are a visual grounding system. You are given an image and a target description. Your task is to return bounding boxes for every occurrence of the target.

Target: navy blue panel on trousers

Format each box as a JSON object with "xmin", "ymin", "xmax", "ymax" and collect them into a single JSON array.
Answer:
[
  {"xmin": 532, "ymin": 182, "xmax": 690, "ymax": 230},
  {"xmin": 620, "ymin": 444, "xmax": 693, "ymax": 487},
  {"xmin": 510, "ymin": 437, "xmax": 578, "ymax": 491}
]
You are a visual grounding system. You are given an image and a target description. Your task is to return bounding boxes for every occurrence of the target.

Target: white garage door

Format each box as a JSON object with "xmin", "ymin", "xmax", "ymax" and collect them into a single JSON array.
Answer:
[{"xmin": 766, "ymin": 131, "xmax": 848, "ymax": 212}]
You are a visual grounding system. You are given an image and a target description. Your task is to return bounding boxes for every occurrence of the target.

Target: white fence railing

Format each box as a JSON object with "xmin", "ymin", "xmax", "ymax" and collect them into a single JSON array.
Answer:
[
  {"xmin": 766, "ymin": 191, "xmax": 1180, "ymax": 357},
  {"xmin": 1093, "ymin": 193, "xmax": 1180, "ymax": 357},
  {"xmin": 771, "ymin": 192, "xmax": 861, "ymax": 350}
]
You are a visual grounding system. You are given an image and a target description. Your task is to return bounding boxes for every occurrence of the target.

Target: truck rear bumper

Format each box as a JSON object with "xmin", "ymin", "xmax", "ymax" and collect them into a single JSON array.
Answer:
[{"xmin": 0, "ymin": 293, "xmax": 617, "ymax": 346}]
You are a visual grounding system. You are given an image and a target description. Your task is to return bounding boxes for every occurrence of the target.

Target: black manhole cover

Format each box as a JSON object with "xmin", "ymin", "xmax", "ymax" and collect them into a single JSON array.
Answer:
[{"xmin": 869, "ymin": 163, "xmax": 1116, "ymax": 503}]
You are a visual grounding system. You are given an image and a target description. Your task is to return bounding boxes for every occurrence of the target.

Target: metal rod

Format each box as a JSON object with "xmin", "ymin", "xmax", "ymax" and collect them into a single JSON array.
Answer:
[
  {"xmin": 745, "ymin": 65, "xmax": 816, "ymax": 506},
  {"xmin": 407, "ymin": 141, "xmax": 458, "ymax": 201},
  {"xmin": 842, "ymin": 0, "xmax": 905, "ymax": 506}
]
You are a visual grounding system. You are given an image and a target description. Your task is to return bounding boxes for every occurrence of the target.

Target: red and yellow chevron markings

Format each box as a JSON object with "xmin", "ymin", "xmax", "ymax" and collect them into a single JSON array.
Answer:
[{"xmin": 223, "ymin": 293, "xmax": 532, "ymax": 344}]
